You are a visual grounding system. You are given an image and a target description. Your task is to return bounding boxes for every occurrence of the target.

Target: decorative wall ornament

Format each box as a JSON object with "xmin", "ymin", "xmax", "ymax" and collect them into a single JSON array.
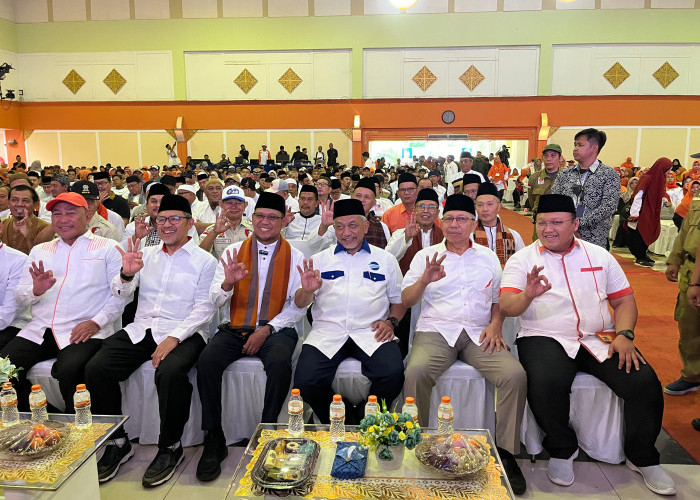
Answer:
[
  {"xmin": 653, "ymin": 62, "xmax": 679, "ymax": 89},
  {"xmin": 278, "ymin": 68, "xmax": 302, "ymax": 93},
  {"xmin": 23, "ymin": 130, "xmax": 34, "ymax": 141},
  {"xmin": 234, "ymin": 69, "xmax": 258, "ymax": 94},
  {"xmin": 165, "ymin": 129, "xmax": 177, "ymax": 140},
  {"xmin": 603, "ymin": 62, "xmax": 630, "ymax": 89},
  {"xmin": 103, "ymin": 69, "xmax": 127, "ymax": 94},
  {"xmin": 341, "ymin": 129, "xmax": 353, "ymax": 140},
  {"xmin": 459, "ymin": 65, "xmax": 485, "ymax": 92},
  {"xmin": 548, "ymin": 126, "xmax": 559, "ymax": 138},
  {"xmin": 186, "ymin": 129, "xmax": 198, "ymax": 141},
  {"xmin": 412, "ymin": 66, "xmax": 437, "ymax": 92},
  {"xmin": 62, "ymin": 70, "xmax": 86, "ymax": 95}
]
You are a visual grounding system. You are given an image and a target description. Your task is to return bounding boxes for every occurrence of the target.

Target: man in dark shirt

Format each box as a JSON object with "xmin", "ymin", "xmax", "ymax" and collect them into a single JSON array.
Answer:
[
  {"xmin": 12, "ymin": 155, "xmax": 26, "ymax": 171},
  {"xmin": 239, "ymin": 145, "xmax": 249, "ymax": 161},
  {"xmin": 93, "ymin": 172, "xmax": 130, "ymax": 221},
  {"xmin": 291, "ymin": 146, "xmax": 304, "ymax": 165},
  {"xmin": 276, "ymin": 146, "xmax": 290, "ymax": 164},
  {"xmin": 327, "ymin": 143, "xmax": 338, "ymax": 167}
]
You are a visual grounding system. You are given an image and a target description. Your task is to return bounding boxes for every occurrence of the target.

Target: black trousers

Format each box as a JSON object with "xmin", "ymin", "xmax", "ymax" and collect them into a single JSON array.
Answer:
[
  {"xmin": 394, "ymin": 308, "xmax": 411, "ymax": 359},
  {"xmin": 628, "ymin": 228, "xmax": 649, "ymax": 260},
  {"xmin": 0, "ymin": 329, "xmax": 102, "ymax": 413},
  {"xmin": 517, "ymin": 336, "xmax": 663, "ymax": 466},
  {"xmin": 196, "ymin": 326, "xmax": 298, "ymax": 432},
  {"xmin": 512, "ymin": 190, "xmax": 521, "ymax": 207},
  {"xmin": 85, "ymin": 329, "xmax": 205, "ymax": 448},
  {"xmin": 0, "ymin": 326, "xmax": 20, "ymax": 352},
  {"xmin": 294, "ymin": 339, "xmax": 404, "ymax": 424}
]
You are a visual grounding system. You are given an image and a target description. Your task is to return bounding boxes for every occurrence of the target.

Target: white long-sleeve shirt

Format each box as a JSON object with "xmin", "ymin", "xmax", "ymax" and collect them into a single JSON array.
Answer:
[
  {"xmin": 14, "ymin": 232, "xmax": 126, "ymax": 348},
  {"xmin": 0, "ymin": 243, "xmax": 31, "ymax": 330},
  {"xmin": 111, "ymin": 238, "xmax": 218, "ymax": 344}
]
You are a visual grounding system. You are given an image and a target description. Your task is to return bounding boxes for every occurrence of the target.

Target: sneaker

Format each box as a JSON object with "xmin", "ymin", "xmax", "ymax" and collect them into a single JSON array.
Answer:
[
  {"xmin": 634, "ymin": 258, "xmax": 655, "ymax": 268},
  {"xmin": 547, "ymin": 449, "xmax": 578, "ymax": 487},
  {"xmin": 142, "ymin": 445, "xmax": 184, "ymax": 488},
  {"xmin": 196, "ymin": 432, "xmax": 228, "ymax": 482},
  {"xmin": 497, "ymin": 447, "xmax": 526, "ymax": 495},
  {"xmin": 626, "ymin": 460, "xmax": 676, "ymax": 496},
  {"xmin": 97, "ymin": 440, "xmax": 135, "ymax": 483},
  {"xmin": 663, "ymin": 378, "xmax": 700, "ymax": 395}
]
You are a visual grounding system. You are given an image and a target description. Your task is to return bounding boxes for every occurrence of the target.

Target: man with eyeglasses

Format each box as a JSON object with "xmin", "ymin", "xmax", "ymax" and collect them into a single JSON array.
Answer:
[
  {"xmin": 196, "ymin": 192, "xmax": 305, "ymax": 482},
  {"xmin": 474, "ymin": 182, "xmax": 525, "ymax": 268},
  {"xmin": 499, "ymin": 194, "xmax": 673, "ymax": 496},
  {"xmin": 294, "ymin": 199, "xmax": 406, "ymax": 424},
  {"xmin": 314, "ymin": 175, "xmax": 333, "ymax": 212},
  {"xmin": 402, "ymin": 193, "xmax": 527, "ymax": 495},
  {"xmin": 87, "ymin": 194, "xmax": 217, "ymax": 488},
  {"xmin": 382, "ymin": 172, "xmax": 419, "ymax": 233},
  {"xmin": 550, "ymin": 128, "xmax": 619, "ymax": 249},
  {"xmin": 199, "ymin": 185, "xmax": 252, "ymax": 261},
  {"xmin": 93, "ymin": 172, "xmax": 130, "ymax": 223}
]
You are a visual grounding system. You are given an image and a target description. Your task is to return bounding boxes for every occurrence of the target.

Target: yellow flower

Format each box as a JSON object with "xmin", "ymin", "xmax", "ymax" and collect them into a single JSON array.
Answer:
[
  {"xmin": 405, "ymin": 421, "xmax": 414, "ymax": 429},
  {"xmin": 384, "ymin": 425, "xmax": 394, "ymax": 436},
  {"xmin": 392, "ymin": 412, "xmax": 399, "ymax": 421},
  {"xmin": 399, "ymin": 431, "xmax": 406, "ymax": 440}
]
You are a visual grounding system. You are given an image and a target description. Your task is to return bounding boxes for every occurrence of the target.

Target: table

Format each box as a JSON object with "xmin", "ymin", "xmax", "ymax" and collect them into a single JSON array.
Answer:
[
  {"xmin": 0, "ymin": 413, "xmax": 127, "ymax": 500},
  {"xmin": 226, "ymin": 424, "xmax": 514, "ymax": 500}
]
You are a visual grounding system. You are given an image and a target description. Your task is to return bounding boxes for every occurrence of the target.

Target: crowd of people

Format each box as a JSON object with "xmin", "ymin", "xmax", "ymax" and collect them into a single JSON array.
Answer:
[{"xmin": 1, "ymin": 126, "xmax": 698, "ymax": 496}]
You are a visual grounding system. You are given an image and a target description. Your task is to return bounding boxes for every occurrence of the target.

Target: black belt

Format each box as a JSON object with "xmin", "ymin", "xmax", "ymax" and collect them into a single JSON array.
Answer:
[{"xmin": 688, "ymin": 255, "xmax": 696, "ymax": 263}]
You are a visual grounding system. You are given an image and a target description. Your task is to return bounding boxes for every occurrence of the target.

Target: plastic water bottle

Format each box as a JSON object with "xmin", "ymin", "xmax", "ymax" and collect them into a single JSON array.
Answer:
[
  {"xmin": 29, "ymin": 384, "xmax": 48, "ymax": 423},
  {"xmin": 402, "ymin": 396, "xmax": 418, "ymax": 423},
  {"xmin": 365, "ymin": 395, "xmax": 380, "ymax": 417},
  {"xmin": 329, "ymin": 394, "xmax": 346, "ymax": 442},
  {"xmin": 287, "ymin": 388, "xmax": 304, "ymax": 437},
  {"xmin": 74, "ymin": 384, "xmax": 92, "ymax": 429},
  {"xmin": 437, "ymin": 396, "xmax": 454, "ymax": 435},
  {"xmin": 1, "ymin": 382, "xmax": 19, "ymax": 427}
]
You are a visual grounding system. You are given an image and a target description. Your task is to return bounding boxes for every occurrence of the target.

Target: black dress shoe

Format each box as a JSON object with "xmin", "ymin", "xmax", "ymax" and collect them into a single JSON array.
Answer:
[
  {"xmin": 497, "ymin": 447, "xmax": 526, "ymax": 496},
  {"xmin": 97, "ymin": 440, "xmax": 135, "ymax": 483},
  {"xmin": 693, "ymin": 418, "xmax": 700, "ymax": 431},
  {"xmin": 197, "ymin": 432, "xmax": 228, "ymax": 482},
  {"xmin": 142, "ymin": 445, "xmax": 184, "ymax": 488}
]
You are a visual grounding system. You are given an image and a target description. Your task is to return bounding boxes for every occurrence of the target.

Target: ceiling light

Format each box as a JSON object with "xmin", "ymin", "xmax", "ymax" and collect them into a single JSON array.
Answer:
[{"xmin": 390, "ymin": 0, "xmax": 417, "ymax": 9}]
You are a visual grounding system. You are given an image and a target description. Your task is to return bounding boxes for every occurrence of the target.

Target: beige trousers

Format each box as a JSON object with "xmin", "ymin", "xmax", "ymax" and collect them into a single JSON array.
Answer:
[{"xmin": 404, "ymin": 330, "xmax": 527, "ymax": 455}]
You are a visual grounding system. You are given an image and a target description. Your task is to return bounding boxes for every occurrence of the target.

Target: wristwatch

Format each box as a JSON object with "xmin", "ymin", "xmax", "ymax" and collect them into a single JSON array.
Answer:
[
  {"xmin": 386, "ymin": 316, "xmax": 399, "ymax": 330},
  {"xmin": 617, "ymin": 329, "xmax": 635, "ymax": 341},
  {"xmin": 119, "ymin": 267, "xmax": 135, "ymax": 282},
  {"xmin": 267, "ymin": 324, "xmax": 276, "ymax": 335}
]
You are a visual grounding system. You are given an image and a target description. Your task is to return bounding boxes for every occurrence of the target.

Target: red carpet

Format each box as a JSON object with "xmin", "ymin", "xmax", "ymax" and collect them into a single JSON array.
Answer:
[{"xmin": 499, "ymin": 208, "xmax": 700, "ymax": 463}]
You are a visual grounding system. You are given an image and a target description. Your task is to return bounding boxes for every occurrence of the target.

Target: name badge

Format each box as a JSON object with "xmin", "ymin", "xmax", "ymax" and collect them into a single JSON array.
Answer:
[{"xmin": 537, "ymin": 178, "xmax": 545, "ymax": 185}]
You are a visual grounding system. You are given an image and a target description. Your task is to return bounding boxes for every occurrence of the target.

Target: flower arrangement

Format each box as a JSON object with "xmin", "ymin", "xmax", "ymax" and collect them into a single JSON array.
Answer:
[
  {"xmin": 0, "ymin": 356, "xmax": 21, "ymax": 384},
  {"xmin": 359, "ymin": 400, "xmax": 423, "ymax": 460}
]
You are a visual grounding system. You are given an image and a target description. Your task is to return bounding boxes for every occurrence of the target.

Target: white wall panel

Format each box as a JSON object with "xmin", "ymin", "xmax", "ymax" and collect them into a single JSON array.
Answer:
[
  {"xmin": 52, "ymin": 0, "xmax": 86, "ymax": 22},
  {"xmin": 18, "ymin": 51, "xmax": 174, "ymax": 101},
  {"xmin": 556, "ymin": 0, "xmax": 594, "ymax": 9},
  {"xmin": 601, "ymin": 0, "xmax": 644, "ymax": 9},
  {"xmin": 182, "ymin": 0, "xmax": 217, "ymax": 18},
  {"xmin": 134, "ymin": 0, "xmax": 170, "ymax": 20},
  {"xmin": 186, "ymin": 50, "xmax": 351, "ymax": 100},
  {"xmin": 406, "ymin": 0, "xmax": 449, "ymax": 14},
  {"xmin": 0, "ymin": 0, "xmax": 14, "ymax": 22},
  {"xmin": 91, "ymin": 0, "xmax": 130, "ymax": 21},
  {"xmin": 14, "ymin": 0, "xmax": 48, "ymax": 23},
  {"xmin": 364, "ymin": 0, "xmax": 400, "ymax": 15},
  {"xmin": 503, "ymin": 0, "xmax": 542, "ymax": 11},
  {"xmin": 651, "ymin": 0, "xmax": 694, "ymax": 7},
  {"xmin": 268, "ymin": 0, "xmax": 308, "ymax": 17},
  {"xmin": 454, "ymin": 0, "xmax": 498, "ymax": 12},
  {"xmin": 314, "ymin": 0, "xmax": 351, "ymax": 16},
  {"xmin": 223, "ymin": 0, "xmax": 263, "ymax": 18},
  {"xmin": 364, "ymin": 46, "xmax": 540, "ymax": 98}
]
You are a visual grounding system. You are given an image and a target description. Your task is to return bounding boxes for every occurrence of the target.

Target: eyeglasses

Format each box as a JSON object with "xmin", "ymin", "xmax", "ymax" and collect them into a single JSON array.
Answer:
[
  {"xmin": 253, "ymin": 213, "xmax": 283, "ymax": 222},
  {"xmin": 416, "ymin": 204, "xmax": 438, "ymax": 211},
  {"xmin": 155, "ymin": 215, "xmax": 189, "ymax": 225},
  {"xmin": 443, "ymin": 216, "xmax": 476, "ymax": 224},
  {"xmin": 398, "ymin": 187, "xmax": 416, "ymax": 193},
  {"xmin": 316, "ymin": 182, "xmax": 330, "ymax": 187},
  {"xmin": 535, "ymin": 219, "xmax": 574, "ymax": 229}
]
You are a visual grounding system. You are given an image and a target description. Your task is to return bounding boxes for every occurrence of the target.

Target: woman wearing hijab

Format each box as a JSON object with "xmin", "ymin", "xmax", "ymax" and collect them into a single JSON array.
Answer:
[
  {"xmin": 627, "ymin": 157, "xmax": 673, "ymax": 267},
  {"xmin": 674, "ymin": 180, "xmax": 700, "ymax": 229},
  {"xmin": 666, "ymin": 171, "xmax": 683, "ymax": 207}
]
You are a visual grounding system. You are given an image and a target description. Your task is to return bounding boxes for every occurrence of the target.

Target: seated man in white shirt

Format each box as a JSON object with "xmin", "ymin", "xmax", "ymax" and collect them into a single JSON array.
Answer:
[
  {"xmin": 402, "ymin": 194, "xmax": 527, "ymax": 495},
  {"xmin": 86, "ymin": 195, "xmax": 217, "ymax": 488},
  {"xmin": 499, "ymin": 194, "xmax": 674, "ymax": 496},
  {"xmin": 428, "ymin": 169, "xmax": 446, "ymax": 204},
  {"xmin": 196, "ymin": 192, "xmax": 305, "ymax": 482},
  {"xmin": 199, "ymin": 185, "xmax": 252, "ymax": 261},
  {"xmin": 176, "ymin": 183, "xmax": 206, "ymax": 218},
  {"xmin": 0, "ymin": 242, "xmax": 30, "ymax": 351},
  {"xmin": 473, "ymin": 182, "xmax": 525, "ymax": 268},
  {"xmin": 294, "ymin": 199, "xmax": 406, "ymax": 424},
  {"xmin": 283, "ymin": 184, "xmax": 322, "ymax": 240},
  {"xmin": 193, "ymin": 178, "xmax": 224, "ymax": 229},
  {"xmin": 0, "ymin": 192, "xmax": 126, "ymax": 412}
]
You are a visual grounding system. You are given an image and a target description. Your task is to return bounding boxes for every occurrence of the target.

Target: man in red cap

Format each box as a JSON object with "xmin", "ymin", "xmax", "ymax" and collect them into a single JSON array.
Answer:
[{"xmin": 0, "ymin": 192, "xmax": 127, "ymax": 413}]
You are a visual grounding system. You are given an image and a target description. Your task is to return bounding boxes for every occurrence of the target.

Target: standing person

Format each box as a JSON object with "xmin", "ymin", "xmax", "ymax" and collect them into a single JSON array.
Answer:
[
  {"xmin": 627, "ymin": 158, "xmax": 673, "ymax": 267},
  {"xmin": 402, "ymin": 194, "xmax": 527, "ymax": 495},
  {"xmin": 664, "ymin": 194, "xmax": 700, "ymax": 395},
  {"xmin": 443, "ymin": 154, "xmax": 460, "ymax": 186},
  {"xmin": 447, "ymin": 152, "xmax": 485, "ymax": 196},
  {"xmin": 0, "ymin": 192, "xmax": 126, "ymax": 412},
  {"xmin": 314, "ymin": 146, "xmax": 325, "ymax": 167},
  {"xmin": 529, "ymin": 144, "xmax": 564, "ymax": 240},
  {"xmin": 382, "ymin": 173, "xmax": 419, "ymax": 233},
  {"xmin": 86, "ymin": 195, "xmax": 217, "ymax": 487},
  {"xmin": 499, "ymin": 194, "xmax": 674, "ymax": 496},
  {"xmin": 473, "ymin": 183, "xmax": 525, "ymax": 267},
  {"xmin": 551, "ymin": 128, "xmax": 619, "ymax": 249},
  {"xmin": 195, "ymin": 192, "xmax": 305, "ymax": 482},
  {"xmin": 166, "ymin": 142, "xmax": 181, "ymax": 168},
  {"xmin": 259, "ymin": 145, "xmax": 270, "ymax": 166},
  {"xmin": 498, "ymin": 145, "xmax": 510, "ymax": 167},
  {"xmin": 327, "ymin": 143, "xmax": 338, "ymax": 167},
  {"xmin": 428, "ymin": 170, "xmax": 446, "ymax": 204},
  {"xmin": 488, "ymin": 156, "xmax": 509, "ymax": 200},
  {"xmin": 294, "ymin": 199, "xmax": 405, "ymax": 422},
  {"xmin": 239, "ymin": 144, "xmax": 249, "ymax": 162}
]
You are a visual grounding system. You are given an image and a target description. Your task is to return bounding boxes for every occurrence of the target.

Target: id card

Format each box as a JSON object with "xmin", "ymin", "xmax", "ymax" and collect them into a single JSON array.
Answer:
[{"xmin": 596, "ymin": 331, "xmax": 617, "ymax": 344}]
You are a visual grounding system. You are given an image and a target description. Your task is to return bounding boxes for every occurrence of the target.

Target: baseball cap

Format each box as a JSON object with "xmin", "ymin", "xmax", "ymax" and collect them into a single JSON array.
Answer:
[
  {"xmin": 46, "ymin": 192, "xmax": 89, "ymax": 211},
  {"xmin": 149, "ymin": 165, "xmax": 160, "ymax": 171},
  {"xmin": 542, "ymin": 144, "xmax": 562, "ymax": 155},
  {"xmin": 222, "ymin": 185, "xmax": 246, "ymax": 201},
  {"xmin": 266, "ymin": 179, "xmax": 289, "ymax": 193},
  {"xmin": 70, "ymin": 181, "xmax": 99, "ymax": 200}
]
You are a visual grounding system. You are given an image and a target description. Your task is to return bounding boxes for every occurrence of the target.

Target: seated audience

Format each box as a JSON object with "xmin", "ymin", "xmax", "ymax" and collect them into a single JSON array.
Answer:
[
  {"xmin": 71, "ymin": 181, "xmax": 121, "ymax": 241},
  {"xmin": 0, "ymin": 242, "xmax": 30, "ymax": 351},
  {"xmin": 0, "ymin": 185, "xmax": 53, "ymax": 254},
  {"xmin": 473, "ymin": 182, "xmax": 526, "ymax": 266},
  {"xmin": 199, "ymin": 185, "xmax": 252, "ymax": 260}
]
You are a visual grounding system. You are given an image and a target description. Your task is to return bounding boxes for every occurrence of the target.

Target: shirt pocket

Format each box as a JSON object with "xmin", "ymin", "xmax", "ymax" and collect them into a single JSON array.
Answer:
[
  {"xmin": 321, "ymin": 270, "xmax": 345, "ymax": 280},
  {"xmin": 469, "ymin": 275, "xmax": 494, "ymax": 314},
  {"xmin": 77, "ymin": 258, "xmax": 107, "ymax": 287}
]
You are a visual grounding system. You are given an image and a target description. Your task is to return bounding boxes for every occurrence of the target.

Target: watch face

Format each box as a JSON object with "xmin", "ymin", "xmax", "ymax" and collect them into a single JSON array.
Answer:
[{"xmin": 442, "ymin": 110, "xmax": 455, "ymax": 124}]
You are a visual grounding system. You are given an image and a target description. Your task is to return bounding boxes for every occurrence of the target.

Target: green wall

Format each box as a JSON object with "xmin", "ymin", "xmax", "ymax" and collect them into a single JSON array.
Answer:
[{"xmin": 3, "ymin": 9, "xmax": 700, "ymax": 99}]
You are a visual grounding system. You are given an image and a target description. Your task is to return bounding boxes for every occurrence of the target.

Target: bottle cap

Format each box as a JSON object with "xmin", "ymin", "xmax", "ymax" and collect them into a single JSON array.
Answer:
[
  {"xmin": 291, "ymin": 388, "xmax": 300, "ymax": 396},
  {"xmin": 368, "ymin": 395, "xmax": 377, "ymax": 403},
  {"xmin": 441, "ymin": 396, "xmax": 451, "ymax": 404},
  {"xmin": 333, "ymin": 394, "xmax": 342, "ymax": 402},
  {"xmin": 2, "ymin": 382, "xmax": 11, "ymax": 389},
  {"xmin": 76, "ymin": 384, "xmax": 86, "ymax": 391},
  {"xmin": 405, "ymin": 397, "xmax": 415, "ymax": 404},
  {"xmin": 31, "ymin": 384, "xmax": 41, "ymax": 391}
]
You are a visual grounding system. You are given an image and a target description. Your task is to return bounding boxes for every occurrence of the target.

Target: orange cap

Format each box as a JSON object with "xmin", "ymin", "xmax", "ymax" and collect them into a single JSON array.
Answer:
[
  {"xmin": 405, "ymin": 397, "xmax": 415, "ymax": 404},
  {"xmin": 291, "ymin": 388, "xmax": 300, "ymax": 396},
  {"xmin": 31, "ymin": 384, "xmax": 41, "ymax": 391},
  {"xmin": 76, "ymin": 384, "xmax": 86, "ymax": 391},
  {"xmin": 441, "ymin": 396, "xmax": 451, "ymax": 404},
  {"xmin": 46, "ymin": 192, "xmax": 88, "ymax": 212},
  {"xmin": 2, "ymin": 382, "xmax": 11, "ymax": 389},
  {"xmin": 368, "ymin": 395, "xmax": 377, "ymax": 403},
  {"xmin": 333, "ymin": 394, "xmax": 342, "ymax": 402}
]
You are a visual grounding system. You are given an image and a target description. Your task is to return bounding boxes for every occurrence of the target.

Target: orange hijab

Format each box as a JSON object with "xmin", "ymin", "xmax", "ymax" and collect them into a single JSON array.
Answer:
[
  {"xmin": 675, "ymin": 181, "xmax": 700, "ymax": 219},
  {"xmin": 665, "ymin": 172, "xmax": 677, "ymax": 190}
]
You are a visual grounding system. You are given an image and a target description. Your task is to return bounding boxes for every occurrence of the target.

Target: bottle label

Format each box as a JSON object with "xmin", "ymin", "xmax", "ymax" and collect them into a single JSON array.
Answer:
[
  {"xmin": 2, "ymin": 398, "xmax": 18, "ymax": 407},
  {"xmin": 288, "ymin": 401, "xmax": 303, "ymax": 414},
  {"xmin": 32, "ymin": 399, "xmax": 47, "ymax": 408},
  {"xmin": 75, "ymin": 400, "xmax": 91, "ymax": 408},
  {"xmin": 330, "ymin": 407, "xmax": 345, "ymax": 419}
]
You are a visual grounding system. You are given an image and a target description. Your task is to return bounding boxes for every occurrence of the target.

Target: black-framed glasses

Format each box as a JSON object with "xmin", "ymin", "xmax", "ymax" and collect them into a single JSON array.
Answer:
[
  {"xmin": 253, "ymin": 213, "xmax": 283, "ymax": 222},
  {"xmin": 155, "ymin": 215, "xmax": 189, "ymax": 225}
]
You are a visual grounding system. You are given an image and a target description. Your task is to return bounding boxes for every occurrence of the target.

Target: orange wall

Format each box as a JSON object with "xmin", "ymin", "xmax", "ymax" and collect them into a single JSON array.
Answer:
[
  {"xmin": 5, "ymin": 130, "xmax": 26, "ymax": 165},
  {"xmin": 4, "ymin": 96, "xmax": 700, "ymax": 166}
]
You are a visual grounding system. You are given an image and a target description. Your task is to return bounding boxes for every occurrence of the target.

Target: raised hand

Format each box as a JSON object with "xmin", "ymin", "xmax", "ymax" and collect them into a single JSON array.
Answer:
[
  {"xmin": 14, "ymin": 217, "xmax": 30, "ymax": 239},
  {"xmin": 282, "ymin": 206, "xmax": 294, "ymax": 228},
  {"xmin": 134, "ymin": 214, "xmax": 153, "ymax": 240},
  {"xmin": 115, "ymin": 238, "xmax": 144, "ymax": 277},
  {"xmin": 420, "ymin": 252, "xmax": 447, "ymax": 285},
  {"xmin": 221, "ymin": 248, "xmax": 249, "ymax": 287},
  {"xmin": 29, "ymin": 260, "xmax": 56, "ymax": 296},
  {"xmin": 405, "ymin": 212, "xmax": 419, "ymax": 242},
  {"xmin": 320, "ymin": 200, "xmax": 334, "ymax": 227},
  {"xmin": 296, "ymin": 258, "xmax": 322, "ymax": 292},
  {"xmin": 213, "ymin": 211, "xmax": 230, "ymax": 234},
  {"xmin": 524, "ymin": 265, "xmax": 552, "ymax": 299}
]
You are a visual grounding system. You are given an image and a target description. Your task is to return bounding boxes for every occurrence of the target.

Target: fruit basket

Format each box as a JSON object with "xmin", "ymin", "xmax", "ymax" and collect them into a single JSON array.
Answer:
[
  {"xmin": 414, "ymin": 433, "xmax": 491, "ymax": 477},
  {"xmin": 0, "ymin": 421, "xmax": 71, "ymax": 462}
]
